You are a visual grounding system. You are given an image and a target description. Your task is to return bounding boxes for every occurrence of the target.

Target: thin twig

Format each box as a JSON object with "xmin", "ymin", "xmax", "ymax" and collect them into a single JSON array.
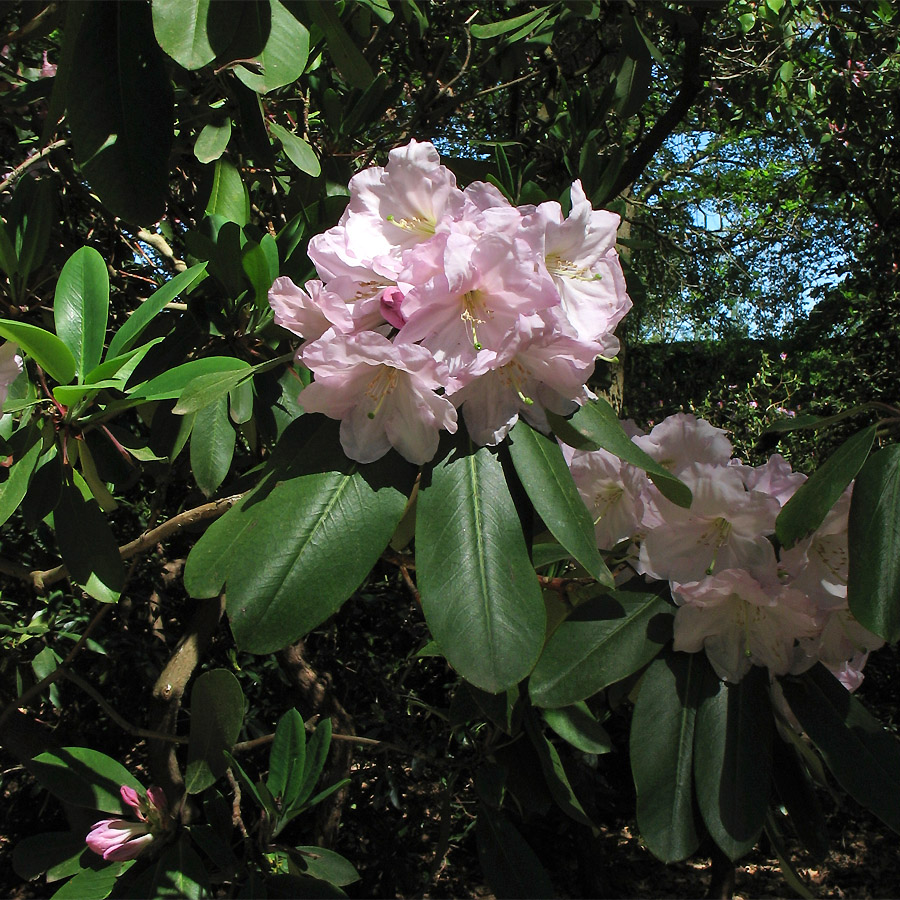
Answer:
[{"xmin": 0, "ymin": 139, "xmax": 68, "ymax": 194}]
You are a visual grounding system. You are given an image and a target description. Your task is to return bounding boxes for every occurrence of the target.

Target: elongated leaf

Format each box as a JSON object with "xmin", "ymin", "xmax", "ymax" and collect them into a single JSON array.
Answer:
[
  {"xmin": 31, "ymin": 747, "xmax": 144, "ymax": 812},
  {"xmin": 267, "ymin": 709, "xmax": 306, "ymax": 805},
  {"xmin": 205, "ymin": 158, "xmax": 250, "ymax": 225},
  {"xmin": 416, "ymin": 439, "xmax": 546, "ymax": 693},
  {"xmin": 0, "ymin": 221, "xmax": 17, "ymax": 278},
  {"xmin": 307, "ymin": 1, "xmax": 375, "ymax": 89},
  {"xmin": 269, "ymin": 122, "xmax": 321, "ymax": 176},
  {"xmin": 54, "ymin": 245, "xmax": 109, "ymax": 382},
  {"xmin": 529, "ymin": 591, "xmax": 673, "ymax": 708},
  {"xmin": 127, "ymin": 837, "xmax": 208, "ymax": 899},
  {"xmin": 294, "ymin": 717, "xmax": 332, "ymax": 811},
  {"xmin": 190, "ymin": 394, "xmax": 235, "ymax": 496},
  {"xmin": 476, "ymin": 809, "xmax": 554, "ymax": 900},
  {"xmin": 0, "ymin": 320, "xmax": 76, "ymax": 385},
  {"xmin": 549, "ymin": 399, "xmax": 691, "ymax": 508},
  {"xmin": 15, "ymin": 178, "xmax": 54, "ymax": 287},
  {"xmin": 470, "ymin": 7, "xmax": 549, "ymax": 39},
  {"xmin": 771, "ymin": 736, "xmax": 829, "ymax": 862},
  {"xmin": 195, "ymin": 118, "xmax": 232, "ymax": 164},
  {"xmin": 290, "ymin": 847, "xmax": 360, "ymax": 886},
  {"xmin": 631, "ymin": 651, "xmax": 709, "ymax": 863},
  {"xmin": 174, "ymin": 368, "xmax": 253, "ymax": 415},
  {"xmin": 55, "ymin": 476, "xmax": 124, "ymax": 603},
  {"xmin": 50, "ymin": 860, "xmax": 133, "ymax": 900},
  {"xmin": 694, "ymin": 666, "xmax": 773, "ymax": 860},
  {"xmin": 234, "ymin": 0, "xmax": 309, "ymax": 94},
  {"xmin": 0, "ymin": 436, "xmax": 42, "ymax": 527},
  {"xmin": 67, "ymin": 2, "xmax": 173, "ymax": 223},
  {"xmin": 224, "ymin": 419, "xmax": 416, "ymax": 653},
  {"xmin": 12, "ymin": 832, "xmax": 86, "ymax": 881},
  {"xmin": 777, "ymin": 424, "xmax": 876, "ymax": 548},
  {"xmin": 848, "ymin": 445, "xmax": 900, "ymax": 642},
  {"xmin": 185, "ymin": 669, "xmax": 245, "ymax": 794},
  {"xmin": 541, "ymin": 702, "xmax": 611, "ymax": 754},
  {"xmin": 780, "ymin": 664, "xmax": 900, "ymax": 834},
  {"xmin": 107, "ymin": 263, "xmax": 208, "ymax": 359},
  {"xmin": 152, "ymin": 0, "xmax": 217, "ymax": 69},
  {"xmin": 129, "ymin": 357, "xmax": 249, "ymax": 401},
  {"xmin": 508, "ymin": 420, "xmax": 611, "ymax": 585}
]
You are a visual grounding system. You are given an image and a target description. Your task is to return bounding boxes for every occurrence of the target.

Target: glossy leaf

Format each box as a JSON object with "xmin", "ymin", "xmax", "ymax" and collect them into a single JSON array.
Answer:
[
  {"xmin": 128, "ymin": 837, "xmax": 209, "ymax": 899},
  {"xmin": 416, "ymin": 439, "xmax": 545, "ymax": 693},
  {"xmin": 234, "ymin": 0, "xmax": 309, "ymax": 93},
  {"xmin": 31, "ymin": 747, "xmax": 144, "ymax": 813},
  {"xmin": 152, "ymin": 0, "xmax": 217, "ymax": 70},
  {"xmin": 12, "ymin": 832, "xmax": 86, "ymax": 881},
  {"xmin": 848, "ymin": 445, "xmax": 900, "ymax": 642},
  {"xmin": 195, "ymin": 118, "xmax": 232, "ymax": 164},
  {"xmin": 0, "ymin": 436, "xmax": 42, "ymax": 527},
  {"xmin": 186, "ymin": 669, "xmax": 245, "ymax": 794},
  {"xmin": 205, "ymin": 158, "xmax": 250, "ymax": 225},
  {"xmin": 174, "ymin": 367, "xmax": 253, "ymax": 415},
  {"xmin": 307, "ymin": 1, "xmax": 375, "ymax": 89},
  {"xmin": 694, "ymin": 666, "xmax": 773, "ymax": 861},
  {"xmin": 528, "ymin": 591, "xmax": 673, "ymax": 708},
  {"xmin": 476, "ymin": 809, "xmax": 554, "ymax": 900},
  {"xmin": 508, "ymin": 419, "xmax": 612, "ymax": 586},
  {"xmin": 631, "ymin": 651, "xmax": 709, "ymax": 862},
  {"xmin": 66, "ymin": 2, "xmax": 173, "ymax": 223},
  {"xmin": 129, "ymin": 357, "xmax": 249, "ymax": 401},
  {"xmin": 190, "ymin": 394, "xmax": 235, "ymax": 496},
  {"xmin": 541, "ymin": 702, "xmax": 611, "ymax": 755},
  {"xmin": 54, "ymin": 247, "xmax": 109, "ymax": 381},
  {"xmin": 269, "ymin": 122, "xmax": 321, "ymax": 176},
  {"xmin": 548, "ymin": 398, "xmax": 691, "ymax": 508},
  {"xmin": 54, "ymin": 476, "xmax": 124, "ymax": 603},
  {"xmin": 107, "ymin": 262, "xmax": 208, "ymax": 359},
  {"xmin": 267, "ymin": 708, "xmax": 306, "ymax": 806},
  {"xmin": 291, "ymin": 847, "xmax": 360, "ymax": 886},
  {"xmin": 780, "ymin": 664, "xmax": 900, "ymax": 834},
  {"xmin": 777, "ymin": 424, "xmax": 876, "ymax": 548},
  {"xmin": 50, "ymin": 860, "xmax": 133, "ymax": 900},
  {"xmin": 293, "ymin": 718, "xmax": 332, "ymax": 813},
  {"xmin": 0, "ymin": 320, "xmax": 76, "ymax": 385}
]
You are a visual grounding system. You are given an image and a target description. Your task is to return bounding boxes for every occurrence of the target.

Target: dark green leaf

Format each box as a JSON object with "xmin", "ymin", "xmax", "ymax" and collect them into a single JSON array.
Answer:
[
  {"xmin": 508, "ymin": 420, "xmax": 612, "ymax": 586},
  {"xmin": 234, "ymin": 0, "xmax": 309, "ymax": 93},
  {"xmin": 290, "ymin": 847, "xmax": 360, "ymax": 886},
  {"xmin": 631, "ymin": 651, "xmax": 708, "ymax": 862},
  {"xmin": 195, "ymin": 118, "xmax": 233, "ymax": 164},
  {"xmin": 780, "ymin": 664, "xmax": 900, "ymax": 834},
  {"xmin": 694, "ymin": 666, "xmax": 773, "ymax": 860},
  {"xmin": 0, "ymin": 437, "xmax": 42, "ymax": 527},
  {"xmin": 0, "ymin": 220, "xmax": 17, "ymax": 278},
  {"xmin": 294, "ymin": 717, "xmax": 332, "ymax": 811},
  {"xmin": 54, "ymin": 247, "xmax": 109, "ymax": 382},
  {"xmin": 777, "ymin": 425, "xmax": 876, "ymax": 548},
  {"xmin": 549, "ymin": 399, "xmax": 691, "ymax": 508},
  {"xmin": 772, "ymin": 736, "xmax": 829, "ymax": 862},
  {"xmin": 186, "ymin": 669, "xmax": 245, "ymax": 794},
  {"xmin": 128, "ymin": 837, "xmax": 209, "ymax": 899},
  {"xmin": 267, "ymin": 708, "xmax": 306, "ymax": 806},
  {"xmin": 67, "ymin": 2, "xmax": 173, "ymax": 223},
  {"xmin": 31, "ymin": 747, "xmax": 144, "ymax": 812},
  {"xmin": 848, "ymin": 445, "xmax": 900, "ymax": 642},
  {"xmin": 475, "ymin": 809, "xmax": 554, "ymax": 900},
  {"xmin": 50, "ymin": 861, "xmax": 133, "ymax": 900},
  {"xmin": 13, "ymin": 832, "xmax": 86, "ymax": 881},
  {"xmin": 470, "ymin": 7, "xmax": 549, "ymax": 39},
  {"xmin": 0, "ymin": 320, "xmax": 76, "ymax": 385},
  {"xmin": 529, "ymin": 592, "xmax": 673, "ymax": 708},
  {"xmin": 307, "ymin": 1, "xmax": 375, "ymax": 89},
  {"xmin": 541, "ymin": 702, "xmax": 611, "ymax": 755},
  {"xmin": 416, "ymin": 439, "xmax": 545, "ymax": 693},
  {"xmin": 190, "ymin": 394, "xmax": 235, "ymax": 496},
  {"xmin": 152, "ymin": 0, "xmax": 217, "ymax": 70},
  {"xmin": 269, "ymin": 123, "xmax": 321, "ymax": 176},
  {"xmin": 15, "ymin": 178, "xmax": 54, "ymax": 287}
]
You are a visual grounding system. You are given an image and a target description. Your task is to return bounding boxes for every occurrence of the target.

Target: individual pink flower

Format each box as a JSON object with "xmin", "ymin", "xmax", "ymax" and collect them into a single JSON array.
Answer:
[
  {"xmin": 86, "ymin": 785, "xmax": 169, "ymax": 862},
  {"xmin": 729, "ymin": 453, "xmax": 806, "ymax": 507},
  {"xmin": 633, "ymin": 413, "xmax": 733, "ymax": 475},
  {"xmin": 0, "ymin": 341, "xmax": 22, "ymax": 409},
  {"xmin": 672, "ymin": 568, "xmax": 819, "ymax": 683},
  {"xmin": 300, "ymin": 330, "xmax": 457, "ymax": 464}
]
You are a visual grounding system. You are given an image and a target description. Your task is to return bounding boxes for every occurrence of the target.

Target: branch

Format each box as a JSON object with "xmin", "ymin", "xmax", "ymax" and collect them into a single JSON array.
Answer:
[
  {"xmin": 135, "ymin": 229, "xmax": 188, "ymax": 274},
  {"xmin": 0, "ymin": 139, "xmax": 68, "ymax": 194}
]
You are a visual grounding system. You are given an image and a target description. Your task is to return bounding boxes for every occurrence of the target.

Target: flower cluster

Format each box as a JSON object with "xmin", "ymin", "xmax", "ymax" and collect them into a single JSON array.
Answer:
[
  {"xmin": 567, "ymin": 412, "xmax": 882, "ymax": 686},
  {"xmin": 86, "ymin": 784, "xmax": 170, "ymax": 862},
  {"xmin": 269, "ymin": 139, "xmax": 631, "ymax": 464}
]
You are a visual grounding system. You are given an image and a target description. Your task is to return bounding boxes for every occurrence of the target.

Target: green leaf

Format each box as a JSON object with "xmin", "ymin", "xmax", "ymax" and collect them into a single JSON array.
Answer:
[
  {"xmin": 528, "ymin": 591, "xmax": 673, "ymax": 708},
  {"xmin": 174, "ymin": 368, "xmax": 253, "ymax": 415},
  {"xmin": 0, "ymin": 436, "xmax": 43, "ymax": 527},
  {"xmin": 0, "ymin": 220, "xmax": 17, "ymax": 278},
  {"xmin": 195, "ymin": 118, "xmax": 233, "ymax": 164},
  {"xmin": 694, "ymin": 666, "xmax": 773, "ymax": 860},
  {"xmin": 549, "ymin": 399, "xmax": 692, "ymax": 508},
  {"xmin": 14, "ymin": 178, "xmax": 54, "ymax": 287},
  {"xmin": 221, "ymin": 419, "xmax": 416, "ymax": 653},
  {"xmin": 780, "ymin": 664, "xmax": 900, "ymax": 834},
  {"xmin": 0, "ymin": 320, "xmax": 76, "ymax": 385},
  {"xmin": 54, "ymin": 247, "xmax": 109, "ymax": 382},
  {"xmin": 31, "ymin": 747, "xmax": 144, "ymax": 812},
  {"xmin": 267, "ymin": 708, "xmax": 306, "ymax": 806},
  {"xmin": 476, "ymin": 809, "xmax": 554, "ymax": 900},
  {"xmin": 470, "ymin": 7, "xmax": 549, "ymax": 39},
  {"xmin": 129, "ymin": 357, "xmax": 249, "ymax": 401},
  {"xmin": 50, "ymin": 860, "xmax": 133, "ymax": 900},
  {"xmin": 205, "ymin": 158, "xmax": 250, "ymax": 225},
  {"xmin": 541, "ymin": 702, "xmax": 611, "ymax": 755},
  {"xmin": 234, "ymin": 0, "xmax": 310, "ymax": 94},
  {"xmin": 67, "ymin": 2, "xmax": 173, "ymax": 223},
  {"xmin": 508, "ymin": 420, "xmax": 612, "ymax": 586},
  {"xmin": 223, "ymin": 751, "xmax": 265, "ymax": 810},
  {"xmin": 190, "ymin": 394, "xmax": 235, "ymax": 496},
  {"xmin": 631, "ymin": 651, "xmax": 709, "ymax": 863},
  {"xmin": 128, "ymin": 836, "xmax": 209, "ymax": 899},
  {"xmin": 307, "ymin": 1, "xmax": 375, "ymax": 89},
  {"xmin": 13, "ymin": 832, "xmax": 86, "ymax": 881},
  {"xmin": 152, "ymin": 0, "xmax": 217, "ymax": 70},
  {"xmin": 186, "ymin": 669, "xmax": 245, "ymax": 794},
  {"xmin": 54, "ymin": 475, "xmax": 124, "ymax": 603},
  {"xmin": 107, "ymin": 262, "xmax": 208, "ymax": 359},
  {"xmin": 416, "ymin": 439, "xmax": 546, "ymax": 693},
  {"xmin": 772, "ymin": 736, "xmax": 829, "ymax": 862},
  {"xmin": 269, "ymin": 122, "xmax": 321, "ymax": 177},
  {"xmin": 777, "ymin": 425, "xmax": 876, "ymax": 548},
  {"xmin": 293, "ymin": 717, "xmax": 332, "ymax": 811},
  {"xmin": 290, "ymin": 847, "xmax": 360, "ymax": 886},
  {"xmin": 848, "ymin": 445, "xmax": 900, "ymax": 642}
]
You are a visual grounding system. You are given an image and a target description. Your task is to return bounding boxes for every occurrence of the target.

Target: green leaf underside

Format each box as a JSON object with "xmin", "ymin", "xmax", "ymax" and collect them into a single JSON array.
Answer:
[
  {"xmin": 847, "ymin": 445, "xmax": 900, "ymax": 642},
  {"xmin": 186, "ymin": 669, "xmax": 245, "ymax": 794},
  {"xmin": 529, "ymin": 592, "xmax": 673, "ymax": 708},
  {"xmin": 190, "ymin": 393, "xmax": 235, "ymax": 496},
  {"xmin": 541, "ymin": 702, "xmax": 611, "ymax": 755},
  {"xmin": 416, "ymin": 439, "xmax": 546, "ymax": 693}
]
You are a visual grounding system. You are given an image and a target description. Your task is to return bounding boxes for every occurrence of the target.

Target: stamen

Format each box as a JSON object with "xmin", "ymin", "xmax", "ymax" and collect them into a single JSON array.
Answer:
[{"xmin": 365, "ymin": 367, "xmax": 399, "ymax": 419}]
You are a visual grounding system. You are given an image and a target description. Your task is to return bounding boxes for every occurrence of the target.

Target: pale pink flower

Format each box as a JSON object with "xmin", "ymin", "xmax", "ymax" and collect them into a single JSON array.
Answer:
[
  {"xmin": 379, "ymin": 286, "xmax": 407, "ymax": 329},
  {"xmin": 0, "ymin": 341, "xmax": 22, "ymax": 409},
  {"xmin": 268, "ymin": 277, "xmax": 353, "ymax": 342},
  {"xmin": 86, "ymin": 785, "xmax": 169, "ymax": 862},
  {"xmin": 672, "ymin": 569, "xmax": 819, "ymax": 683},
  {"xmin": 633, "ymin": 413, "xmax": 733, "ymax": 475},
  {"xmin": 729, "ymin": 453, "xmax": 806, "ymax": 507},
  {"xmin": 300, "ymin": 330, "xmax": 457, "ymax": 464}
]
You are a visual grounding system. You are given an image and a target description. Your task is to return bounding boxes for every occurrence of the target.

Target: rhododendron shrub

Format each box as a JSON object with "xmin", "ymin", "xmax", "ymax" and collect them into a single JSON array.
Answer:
[{"xmin": 269, "ymin": 140, "xmax": 630, "ymax": 462}]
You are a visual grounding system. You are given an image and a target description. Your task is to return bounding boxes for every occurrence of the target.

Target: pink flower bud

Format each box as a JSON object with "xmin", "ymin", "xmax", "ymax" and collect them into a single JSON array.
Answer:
[{"xmin": 379, "ymin": 286, "xmax": 407, "ymax": 329}]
